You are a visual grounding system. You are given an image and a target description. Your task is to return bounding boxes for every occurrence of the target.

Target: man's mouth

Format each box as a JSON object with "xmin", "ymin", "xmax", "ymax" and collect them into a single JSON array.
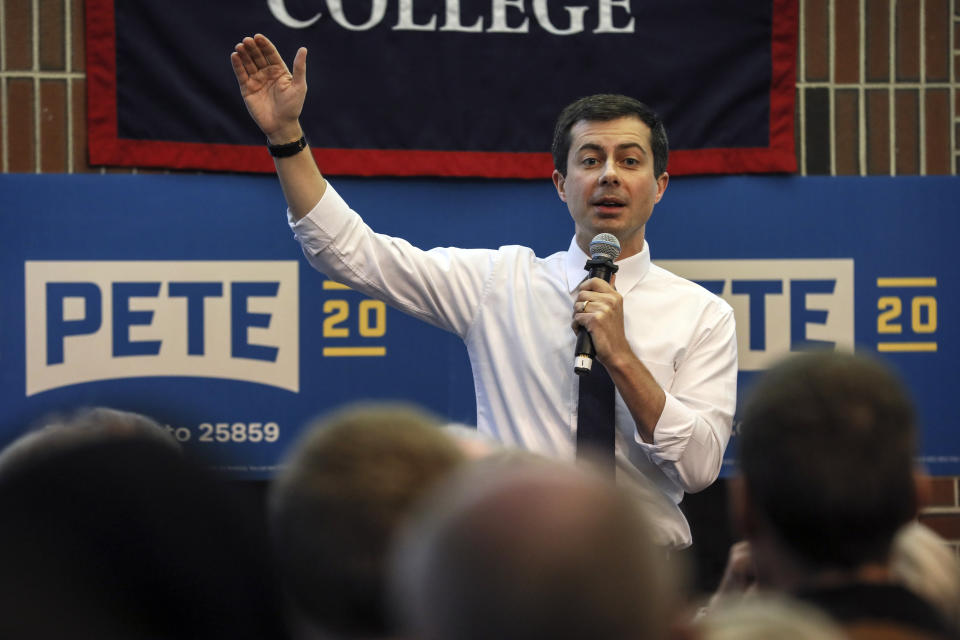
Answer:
[{"xmin": 592, "ymin": 196, "xmax": 626, "ymax": 212}]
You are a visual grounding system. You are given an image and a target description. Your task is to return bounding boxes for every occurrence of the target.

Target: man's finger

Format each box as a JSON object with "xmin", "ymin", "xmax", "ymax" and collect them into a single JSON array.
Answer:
[
  {"xmin": 291, "ymin": 47, "xmax": 308, "ymax": 88},
  {"xmin": 233, "ymin": 43, "xmax": 259, "ymax": 79},
  {"xmin": 230, "ymin": 51, "xmax": 249, "ymax": 84},
  {"xmin": 243, "ymin": 36, "xmax": 270, "ymax": 70},
  {"xmin": 579, "ymin": 276, "xmax": 615, "ymax": 293},
  {"xmin": 256, "ymin": 33, "xmax": 289, "ymax": 71}
]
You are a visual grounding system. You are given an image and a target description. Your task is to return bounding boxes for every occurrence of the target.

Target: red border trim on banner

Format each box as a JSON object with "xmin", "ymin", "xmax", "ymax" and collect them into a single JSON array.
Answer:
[
  {"xmin": 85, "ymin": 0, "xmax": 119, "ymax": 167},
  {"xmin": 85, "ymin": 0, "xmax": 797, "ymax": 177},
  {"xmin": 670, "ymin": 0, "xmax": 798, "ymax": 175}
]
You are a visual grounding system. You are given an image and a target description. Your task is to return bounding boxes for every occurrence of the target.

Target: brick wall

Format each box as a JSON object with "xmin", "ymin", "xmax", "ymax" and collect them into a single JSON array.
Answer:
[
  {"xmin": 921, "ymin": 476, "xmax": 960, "ymax": 556},
  {"xmin": 1, "ymin": 0, "xmax": 87, "ymax": 173},
  {"xmin": 2, "ymin": 0, "xmax": 959, "ymax": 550},
  {"xmin": 797, "ymin": 0, "xmax": 957, "ymax": 175}
]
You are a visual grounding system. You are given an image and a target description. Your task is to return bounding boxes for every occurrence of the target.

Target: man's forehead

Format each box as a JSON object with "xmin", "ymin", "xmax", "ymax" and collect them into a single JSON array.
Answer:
[{"xmin": 569, "ymin": 116, "xmax": 651, "ymax": 149}]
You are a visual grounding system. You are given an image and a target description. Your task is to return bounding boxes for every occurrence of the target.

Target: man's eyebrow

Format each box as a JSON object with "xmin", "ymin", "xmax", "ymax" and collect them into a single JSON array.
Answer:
[
  {"xmin": 616, "ymin": 141, "xmax": 648, "ymax": 155},
  {"xmin": 575, "ymin": 142, "xmax": 648, "ymax": 156},
  {"xmin": 576, "ymin": 142, "xmax": 604, "ymax": 155}
]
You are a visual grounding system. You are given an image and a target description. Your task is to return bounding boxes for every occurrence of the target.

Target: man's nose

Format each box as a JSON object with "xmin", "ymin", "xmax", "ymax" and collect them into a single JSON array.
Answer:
[{"xmin": 598, "ymin": 159, "xmax": 620, "ymax": 185}]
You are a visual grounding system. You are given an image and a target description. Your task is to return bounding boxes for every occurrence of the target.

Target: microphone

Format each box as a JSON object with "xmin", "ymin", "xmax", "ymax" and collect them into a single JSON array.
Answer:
[{"xmin": 574, "ymin": 233, "xmax": 621, "ymax": 375}]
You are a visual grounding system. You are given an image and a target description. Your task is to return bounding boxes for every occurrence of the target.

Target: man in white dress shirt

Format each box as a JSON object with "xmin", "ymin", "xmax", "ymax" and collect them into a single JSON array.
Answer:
[{"xmin": 230, "ymin": 34, "xmax": 738, "ymax": 547}]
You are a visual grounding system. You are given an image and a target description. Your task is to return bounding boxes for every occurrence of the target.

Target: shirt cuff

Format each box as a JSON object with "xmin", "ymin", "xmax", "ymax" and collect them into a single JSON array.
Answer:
[{"xmin": 634, "ymin": 392, "xmax": 695, "ymax": 462}]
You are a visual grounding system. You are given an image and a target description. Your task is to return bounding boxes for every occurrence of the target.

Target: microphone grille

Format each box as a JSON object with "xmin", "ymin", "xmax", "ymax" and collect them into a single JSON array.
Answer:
[{"xmin": 589, "ymin": 233, "xmax": 621, "ymax": 261}]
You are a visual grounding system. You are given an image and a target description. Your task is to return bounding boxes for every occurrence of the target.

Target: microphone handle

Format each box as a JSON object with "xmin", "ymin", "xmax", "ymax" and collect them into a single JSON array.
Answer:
[
  {"xmin": 587, "ymin": 262, "xmax": 616, "ymax": 282},
  {"xmin": 574, "ymin": 258, "xmax": 618, "ymax": 375},
  {"xmin": 574, "ymin": 329, "xmax": 595, "ymax": 375}
]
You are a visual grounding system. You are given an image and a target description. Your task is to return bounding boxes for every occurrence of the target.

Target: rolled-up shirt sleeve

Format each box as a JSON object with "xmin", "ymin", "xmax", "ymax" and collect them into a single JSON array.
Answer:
[{"xmin": 633, "ymin": 305, "xmax": 738, "ymax": 493}]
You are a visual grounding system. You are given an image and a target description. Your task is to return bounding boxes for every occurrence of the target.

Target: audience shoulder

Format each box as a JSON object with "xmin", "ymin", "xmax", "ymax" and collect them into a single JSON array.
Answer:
[{"xmin": 891, "ymin": 521, "xmax": 960, "ymax": 631}]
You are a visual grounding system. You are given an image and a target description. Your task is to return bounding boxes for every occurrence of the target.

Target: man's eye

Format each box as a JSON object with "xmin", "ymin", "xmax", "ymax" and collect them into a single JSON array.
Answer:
[
  {"xmin": 583, "ymin": 157, "xmax": 599, "ymax": 166},
  {"xmin": 623, "ymin": 157, "xmax": 639, "ymax": 166}
]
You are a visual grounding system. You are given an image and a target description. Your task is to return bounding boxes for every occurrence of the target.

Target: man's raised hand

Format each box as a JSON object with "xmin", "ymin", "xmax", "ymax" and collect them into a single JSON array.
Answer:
[{"xmin": 230, "ymin": 34, "xmax": 307, "ymax": 144}]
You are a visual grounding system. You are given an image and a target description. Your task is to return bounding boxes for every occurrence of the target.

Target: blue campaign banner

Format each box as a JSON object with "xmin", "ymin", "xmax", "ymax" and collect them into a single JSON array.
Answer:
[
  {"xmin": 86, "ymin": 0, "xmax": 796, "ymax": 177},
  {"xmin": 0, "ymin": 174, "xmax": 956, "ymax": 477}
]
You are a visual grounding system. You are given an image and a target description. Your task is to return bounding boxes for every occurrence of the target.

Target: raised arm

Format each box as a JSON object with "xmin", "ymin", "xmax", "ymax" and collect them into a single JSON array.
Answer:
[{"xmin": 230, "ymin": 33, "xmax": 325, "ymax": 219}]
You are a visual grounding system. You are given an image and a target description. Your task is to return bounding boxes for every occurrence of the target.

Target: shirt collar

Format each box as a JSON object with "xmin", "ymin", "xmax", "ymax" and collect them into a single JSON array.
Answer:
[{"xmin": 564, "ymin": 236, "xmax": 651, "ymax": 294}]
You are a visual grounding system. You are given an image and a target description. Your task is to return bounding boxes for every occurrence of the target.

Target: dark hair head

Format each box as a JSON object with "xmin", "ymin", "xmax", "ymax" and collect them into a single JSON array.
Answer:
[
  {"xmin": 269, "ymin": 403, "xmax": 465, "ymax": 638},
  {"xmin": 551, "ymin": 94, "xmax": 668, "ymax": 178},
  {"xmin": 738, "ymin": 351, "xmax": 918, "ymax": 569},
  {"xmin": 0, "ymin": 437, "xmax": 286, "ymax": 639},
  {"xmin": 0, "ymin": 406, "xmax": 180, "ymax": 480},
  {"xmin": 392, "ymin": 460, "xmax": 676, "ymax": 640}
]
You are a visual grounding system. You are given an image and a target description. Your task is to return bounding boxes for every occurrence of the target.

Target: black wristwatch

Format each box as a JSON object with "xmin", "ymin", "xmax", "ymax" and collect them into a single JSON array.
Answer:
[{"xmin": 267, "ymin": 136, "xmax": 307, "ymax": 158}]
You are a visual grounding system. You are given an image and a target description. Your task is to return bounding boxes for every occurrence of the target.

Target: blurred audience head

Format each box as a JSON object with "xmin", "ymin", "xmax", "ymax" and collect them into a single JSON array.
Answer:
[
  {"xmin": 391, "ymin": 457, "xmax": 679, "ymax": 640},
  {"xmin": 0, "ymin": 407, "xmax": 285, "ymax": 639},
  {"xmin": 736, "ymin": 350, "xmax": 918, "ymax": 575},
  {"xmin": 0, "ymin": 406, "xmax": 178, "ymax": 478},
  {"xmin": 441, "ymin": 422, "xmax": 502, "ymax": 459},
  {"xmin": 269, "ymin": 402, "xmax": 466, "ymax": 639},
  {"xmin": 694, "ymin": 593, "xmax": 846, "ymax": 640}
]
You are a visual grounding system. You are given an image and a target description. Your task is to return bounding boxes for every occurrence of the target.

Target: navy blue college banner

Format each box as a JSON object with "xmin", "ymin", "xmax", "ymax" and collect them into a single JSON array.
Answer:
[
  {"xmin": 86, "ymin": 0, "xmax": 797, "ymax": 177},
  {"xmin": 0, "ymin": 174, "xmax": 956, "ymax": 477}
]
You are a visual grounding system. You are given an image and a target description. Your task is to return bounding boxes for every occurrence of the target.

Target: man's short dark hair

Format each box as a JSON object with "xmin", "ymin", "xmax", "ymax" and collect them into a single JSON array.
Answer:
[
  {"xmin": 738, "ymin": 351, "xmax": 918, "ymax": 569},
  {"xmin": 551, "ymin": 94, "xmax": 669, "ymax": 178}
]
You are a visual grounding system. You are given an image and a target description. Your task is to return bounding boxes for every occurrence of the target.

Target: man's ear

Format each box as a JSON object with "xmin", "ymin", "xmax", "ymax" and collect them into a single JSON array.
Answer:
[
  {"xmin": 654, "ymin": 171, "xmax": 669, "ymax": 204},
  {"xmin": 552, "ymin": 169, "xmax": 567, "ymax": 203},
  {"xmin": 727, "ymin": 474, "xmax": 757, "ymax": 539}
]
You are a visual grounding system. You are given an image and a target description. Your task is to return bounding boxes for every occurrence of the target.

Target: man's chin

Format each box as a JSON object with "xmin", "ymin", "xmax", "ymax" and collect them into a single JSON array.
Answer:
[{"xmin": 587, "ymin": 219, "xmax": 624, "ymax": 236}]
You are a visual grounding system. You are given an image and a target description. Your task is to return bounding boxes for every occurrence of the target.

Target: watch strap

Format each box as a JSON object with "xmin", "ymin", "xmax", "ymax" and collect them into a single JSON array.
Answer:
[{"xmin": 268, "ymin": 136, "xmax": 307, "ymax": 158}]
